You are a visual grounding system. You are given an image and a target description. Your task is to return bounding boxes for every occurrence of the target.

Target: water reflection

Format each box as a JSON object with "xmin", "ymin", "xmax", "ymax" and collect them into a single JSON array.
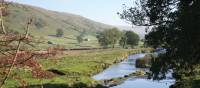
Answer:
[
  {"xmin": 93, "ymin": 53, "xmax": 175, "ymax": 88},
  {"xmin": 111, "ymin": 78, "xmax": 174, "ymax": 88},
  {"xmin": 93, "ymin": 54, "xmax": 145, "ymax": 80}
]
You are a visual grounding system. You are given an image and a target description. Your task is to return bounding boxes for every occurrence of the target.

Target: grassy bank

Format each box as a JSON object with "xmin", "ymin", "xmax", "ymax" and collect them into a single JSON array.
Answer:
[
  {"xmin": 2, "ymin": 48, "xmax": 151, "ymax": 88},
  {"xmin": 101, "ymin": 70, "xmax": 148, "ymax": 87}
]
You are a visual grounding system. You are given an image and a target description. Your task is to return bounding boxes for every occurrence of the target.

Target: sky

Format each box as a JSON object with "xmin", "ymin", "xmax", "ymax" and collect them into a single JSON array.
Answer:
[{"xmin": 7, "ymin": 0, "xmax": 134, "ymax": 26}]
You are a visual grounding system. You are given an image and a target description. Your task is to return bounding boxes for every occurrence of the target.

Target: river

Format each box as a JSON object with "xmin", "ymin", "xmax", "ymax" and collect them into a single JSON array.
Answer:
[{"xmin": 93, "ymin": 53, "xmax": 175, "ymax": 88}]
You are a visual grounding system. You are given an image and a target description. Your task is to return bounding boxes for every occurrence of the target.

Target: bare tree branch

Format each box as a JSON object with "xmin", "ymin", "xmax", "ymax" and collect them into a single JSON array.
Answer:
[
  {"xmin": 0, "ymin": 0, "xmax": 6, "ymax": 34},
  {"xmin": 0, "ymin": 19, "xmax": 32, "ymax": 88}
]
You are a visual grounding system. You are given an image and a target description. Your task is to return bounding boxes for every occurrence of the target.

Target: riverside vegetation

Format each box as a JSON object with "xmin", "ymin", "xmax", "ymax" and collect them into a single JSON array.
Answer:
[
  {"xmin": 2, "ymin": 48, "xmax": 152, "ymax": 88},
  {"xmin": 119, "ymin": 0, "xmax": 200, "ymax": 88},
  {"xmin": 0, "ymin": 2, "xmax": 147, "ymax": 87}
]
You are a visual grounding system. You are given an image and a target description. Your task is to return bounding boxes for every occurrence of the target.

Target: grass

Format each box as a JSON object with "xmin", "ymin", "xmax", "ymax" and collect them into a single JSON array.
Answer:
[
  {"xmin": 3, "ymin": 3, "xmax": 113, "ymax": 51},
  {"xmin": 6, "ymin": 3, "xmax": 111, "ymax": 37},
  {"xmin": 35, "ymin": 35, "xmax": 100, "ymax": 50},
  {"xmin": 2, "ymin": 48, "xmax": 151, "ymax": 88}
]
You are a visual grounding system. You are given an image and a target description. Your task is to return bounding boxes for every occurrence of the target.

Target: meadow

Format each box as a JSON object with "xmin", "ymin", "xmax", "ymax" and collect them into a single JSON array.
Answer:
[{"xmin": 2, "ymin": 48, "xmax": 151, "ymax": 88}]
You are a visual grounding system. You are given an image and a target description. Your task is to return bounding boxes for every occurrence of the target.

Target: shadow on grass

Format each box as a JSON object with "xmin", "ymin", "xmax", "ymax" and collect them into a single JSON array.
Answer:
[
  {"xmin": 21, "ymin": 82, "xmax": 108, "ymax": 88},
  {"xmin": 47, "ymin": 69, "xmax": 66, "ymax": 76}
]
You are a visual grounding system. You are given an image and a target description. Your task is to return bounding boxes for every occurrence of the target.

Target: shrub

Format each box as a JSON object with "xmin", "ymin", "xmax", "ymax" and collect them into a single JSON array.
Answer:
[
  {"xmin": 47, "ymin": 41, "xmax": 53, "ymax": 44},
  {"xmin": 56, "ymin": 28, "xmax": 64, "ymax": 37},
  {"xmin": 136, "ymin": 54, "xmax": 152, "ymax": 68}
]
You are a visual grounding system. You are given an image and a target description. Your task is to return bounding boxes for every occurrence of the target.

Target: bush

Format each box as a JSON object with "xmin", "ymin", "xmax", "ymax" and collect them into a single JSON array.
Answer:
[
  {"xmin": 135, "ymin": 54, "xmax": 152, "ymax": 68},
  {"xmin": 56, "ymin": 28, "xmax": 64, "ymax": 37},
  {"xmin": 34, "ymin": 18, "xmax": 46, "ymax": 29},
  {"xmin": 96, "ymin": 28, "xmax": 122, "ymax": 48},
  {"xmin": 77, "ymin": 35, "xmax": 83, "ymax": 44},
  {"xmin": 47, "ymin": 41, "xmax": 53, "ymax": 44}
]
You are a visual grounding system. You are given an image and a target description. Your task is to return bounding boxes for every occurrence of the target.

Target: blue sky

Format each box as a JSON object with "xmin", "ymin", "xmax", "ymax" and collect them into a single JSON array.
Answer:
[{"xmin": 7, "ymin": 0, "xmax": 134, "ymax": 26}]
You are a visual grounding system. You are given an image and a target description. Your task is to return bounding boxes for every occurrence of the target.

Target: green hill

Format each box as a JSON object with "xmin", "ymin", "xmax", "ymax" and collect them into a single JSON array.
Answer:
[
  {"xmin": 4, "ymin": 3, "xmax": 112, "ymax": 36},
  {"xmin": 4, "ymin": 3, "xmax": 114, "ymax": 49}
]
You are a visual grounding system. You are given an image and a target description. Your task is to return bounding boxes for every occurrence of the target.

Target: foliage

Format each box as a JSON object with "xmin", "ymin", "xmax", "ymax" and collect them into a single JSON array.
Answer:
[
  {"xmin": 119, "ymin": 35, "xmax": 127, "ymax": 48},
  {"xmin": 119, "ymin": 31, "xmax": 140, "ymax": 48},
  {"xmin": 170, "ymin": 80, "xmax": 200, "ymax": 88},
  {"xmin": 136, "ymin": 54, "xmax": 152, "ymax": 68},
  {"xmin": 76, "ymin": 30, "xmax": 86, "ymax": 44},
  {"xmin": 126, "ymin": 31, "xmax": 140, "ymax": 48},
  {"xmin": 119, "ymin": 0, "xmax": 200, "ymax": 87},
  {"xmin": 3, "ymin": 49, "xmax": 145, "ymax": 88},
  {"xmin": 56, "ymin": 28, "xmax": 64, "ymax": 37},
  {"xmin": 34, "ymin": 18, "xmax": 46, "ymax": 29},
  {"xmin": 0, "ymin": 1, "xmax": 62, "ymax": 87},
  {"xmin": 47, "ymin": 41, "xmax": 53, "ymax": 44},
  {"xmin": 96, "ymin": 28, "xmax": 122, "ymax": 48},
  {"xmin": 76, "ymin": 35, "xmax": 83, "ymax": 44}
]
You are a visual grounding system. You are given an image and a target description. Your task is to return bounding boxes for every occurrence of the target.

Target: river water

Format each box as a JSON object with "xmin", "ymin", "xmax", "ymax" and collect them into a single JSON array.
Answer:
[{"xmin": 93, "ymin": 53, "xmax": 175, "ymax": 88}]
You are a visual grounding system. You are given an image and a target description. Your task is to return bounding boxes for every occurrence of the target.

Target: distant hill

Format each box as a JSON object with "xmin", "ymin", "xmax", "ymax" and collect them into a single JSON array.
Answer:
[{"xmin": 4, "ymin": 3, "xmax": 113, "ymax": 37}]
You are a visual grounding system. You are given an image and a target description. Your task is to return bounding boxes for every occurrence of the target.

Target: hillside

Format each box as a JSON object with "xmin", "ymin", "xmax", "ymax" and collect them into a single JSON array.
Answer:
[
  {"xmin": 3, "ymin": 3, "xmax": 145, "ymax": 49},
  {"xmin": 1, "ymin": 3, "xmax": 115, "ymax": 49},
  {"xmin": 4, "ymin": 3, "xmax": 112, "ymax": 37}
]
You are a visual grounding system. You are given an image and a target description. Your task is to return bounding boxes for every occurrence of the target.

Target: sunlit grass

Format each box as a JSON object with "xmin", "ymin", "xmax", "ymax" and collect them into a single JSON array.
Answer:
[{"xmin": 3, "ymin": 49, "xmax": 150, "ymax": 87}]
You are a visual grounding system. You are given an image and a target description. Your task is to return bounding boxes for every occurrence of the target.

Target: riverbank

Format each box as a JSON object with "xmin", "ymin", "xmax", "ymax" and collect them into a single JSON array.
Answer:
[
  {"xmin": 2, "ymin": 48, "xmax": 152, "ymax": 88},
  {"xmin": 92, "ymin": 50, "xmax": 175, "ymax": 88},
  {"xmin": 100, "ymin": 70, "xmax": 148, "ymax": 87}
]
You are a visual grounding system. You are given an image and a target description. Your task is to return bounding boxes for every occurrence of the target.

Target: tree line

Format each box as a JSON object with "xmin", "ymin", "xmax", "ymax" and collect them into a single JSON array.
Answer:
[{"xmin": 96, "ymin": 28, "xmax": 140, "ymax": 48}]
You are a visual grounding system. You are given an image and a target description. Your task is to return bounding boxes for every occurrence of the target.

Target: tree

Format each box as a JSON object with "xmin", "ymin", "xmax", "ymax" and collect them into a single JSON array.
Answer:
[
  {"xmin": 0, "ymin": 1, "xmax": 60, "ymax": 87},
  {"xmin": 76, "ymin": 35, "xmax": 83, "ymax": 44},
  {"xmin": 96, "ymin": 28, "xmax": 122, "ymax": 48},
  {"xmin": 125, "ymin": 31, "xmax": 140, "ymax": 48},
  {"xmin": 119, "ymin": 0, "xmax": 200, "ymax": 87},
  {"xmin": 119, "ymin": 35, "xmax": 127, "ymax": 48},
  {"xmin": 119, "ymin": 31, "xmax": 140, "ymax": 48},
  {"xmin": 76, "ymin": 30, "xmax": 86, "ymax": 44},
  {"xmin": 56, "ymin": 28, "xmax": 64, "ymax": 37}
]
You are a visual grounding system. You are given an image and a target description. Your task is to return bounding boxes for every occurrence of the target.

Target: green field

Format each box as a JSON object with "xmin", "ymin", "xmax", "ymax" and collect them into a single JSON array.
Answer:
[
  {"xmin": 36, "ymin": 35, "xmax": 100, "ymax": 49},
  {"xmin": 3, "ymin": 3, "xmax": 114, "ymax": 51},
  {"xmin": 0, "ymin": 3, "xmax": 152, "ymax": 88},
  {"xmin": 2, "ymin": 49, "xmax": 151, "ymax": 88}
]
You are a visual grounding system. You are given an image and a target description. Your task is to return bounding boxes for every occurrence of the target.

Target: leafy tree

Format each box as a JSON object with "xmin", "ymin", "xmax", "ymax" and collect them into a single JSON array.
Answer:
[
  {"xmin": 119, "ymin": 0, "xmax": 200, "ymax": 86},
  {"xmin": 125, "ymin": 31, "xmax": 140, "ymax": 48},
  {"xmin": 96, "ymin": 32, "xmax": 110, "ymax": 48},
  {"xmin": 56, "ymin": 28, "xmax": 64, "ymax": 37},
  {"xmin": 120, "ymin": 31, "xmax": 140, "ymax": 48},
  {"xmin": 76, "ymin": 30, "xmax": 86, "ymax": 44},
  {"xmin": 34, "ymin": 18, "xmax": 46, "ymax": 29},
  {"xmin": 97, "ymin": 28, "xmax": 122, "ymax": 48},
  {"xmin": 119, "ymin": 35, "xmax": 127, "ymax": 48},
  {"xmin": 76, "ymin": 35, "xmax": 83, "ymax": 44}
]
